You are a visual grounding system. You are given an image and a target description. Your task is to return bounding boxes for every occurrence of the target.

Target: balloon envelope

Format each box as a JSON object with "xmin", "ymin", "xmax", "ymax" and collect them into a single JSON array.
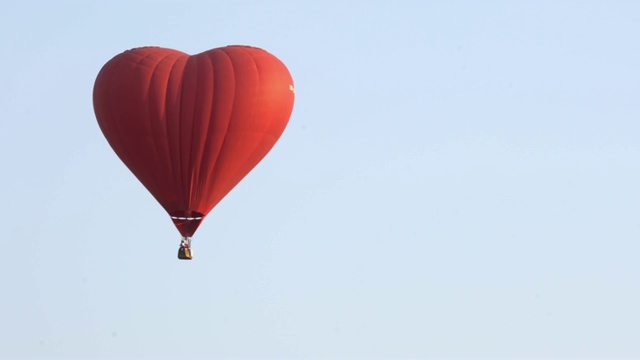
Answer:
[{"xmin": 93, "ymin": 45, "xmax": 295, "ymax": 237}]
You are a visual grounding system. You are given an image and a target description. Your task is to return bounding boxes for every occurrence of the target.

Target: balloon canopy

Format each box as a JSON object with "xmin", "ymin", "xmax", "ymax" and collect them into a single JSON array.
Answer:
[{"xmin": 93, "ymin": 45, "xmax": 295, "ymax": 238}]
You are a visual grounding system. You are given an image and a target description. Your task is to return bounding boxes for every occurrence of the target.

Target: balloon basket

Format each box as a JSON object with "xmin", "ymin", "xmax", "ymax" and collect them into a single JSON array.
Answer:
[{"xmin": 178, "ymin": 247, "xmax": 193, "ymax": 260}]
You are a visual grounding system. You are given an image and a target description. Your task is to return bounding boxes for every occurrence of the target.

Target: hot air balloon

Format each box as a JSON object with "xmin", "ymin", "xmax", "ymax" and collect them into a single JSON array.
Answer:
[{"xmin": 93, "ymin": 45, "xmax": 295, "ymax": 260}]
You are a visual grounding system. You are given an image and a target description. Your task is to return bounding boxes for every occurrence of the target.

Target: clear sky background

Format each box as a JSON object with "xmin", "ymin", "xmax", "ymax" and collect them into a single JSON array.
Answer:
[{"xmin": 1, "ymin": 0, "xmax": 639, "ymax": 358}]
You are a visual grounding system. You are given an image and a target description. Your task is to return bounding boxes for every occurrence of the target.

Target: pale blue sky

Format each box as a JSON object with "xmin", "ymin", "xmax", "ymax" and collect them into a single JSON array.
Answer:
[{"xmin": 1, "ymin": 0, "xmax": 639, "ymax": 358}]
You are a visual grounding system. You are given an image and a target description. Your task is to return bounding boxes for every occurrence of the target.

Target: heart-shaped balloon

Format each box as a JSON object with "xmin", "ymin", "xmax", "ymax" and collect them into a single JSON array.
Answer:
[{"xmin": 93, "ymin": 45, "xmax": 295, "ymax": 238}]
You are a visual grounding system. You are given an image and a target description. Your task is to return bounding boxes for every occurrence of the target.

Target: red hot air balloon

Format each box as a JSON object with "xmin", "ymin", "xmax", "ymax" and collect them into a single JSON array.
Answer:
[{"xmin": 93, "ymin": 45, "xmax": 295, "ymax": 259}]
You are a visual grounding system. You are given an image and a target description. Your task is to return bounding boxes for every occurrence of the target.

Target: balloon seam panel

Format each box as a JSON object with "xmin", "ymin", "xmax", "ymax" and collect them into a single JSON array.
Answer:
[
  {"xmin": 164, "ymin": 55, "xmax": 183, "ymax": 207},
  {"xmin": 206, "ymin": 49, "xmax": 236, "ymax": 197}
]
